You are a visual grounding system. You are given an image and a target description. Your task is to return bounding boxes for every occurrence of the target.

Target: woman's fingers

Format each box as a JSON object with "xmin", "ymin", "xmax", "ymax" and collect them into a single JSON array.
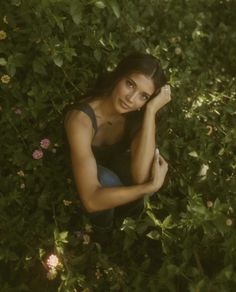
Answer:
[
  {"xmin": 153, "ymin": 150, "xmax": 168, "ymax": 171},
  {"xmin": 155, "ymin": 148, "xmax": 160, "ymax": 160},
  {"xmin": 158, "ymin": 154, "xmax": 166, "ymax": 165},
  {"xmin": 163, "ymin": 84, "xmax": 171, "ymax": 96},
  {"xmin": 160, "ymin": 85, "xmax": 171, "ymax": 104}
]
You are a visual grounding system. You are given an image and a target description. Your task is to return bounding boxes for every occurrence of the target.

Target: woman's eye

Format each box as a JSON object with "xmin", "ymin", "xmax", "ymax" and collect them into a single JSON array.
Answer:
[
  {"xmin": 126, "ymin": 80, "xmax": 134, "ymax": 88},
  {"xmin": 141, "ymin": 95, "xmax": 149, "ymax": 100}
]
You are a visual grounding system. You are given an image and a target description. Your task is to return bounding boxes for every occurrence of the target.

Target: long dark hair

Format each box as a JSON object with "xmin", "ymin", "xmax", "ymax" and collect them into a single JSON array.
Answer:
[
  {"xmin": 87, "ymin": 52, "xmax": 167, "ymax": 99},
  {"xmin": 63, "ymin": 53, "xmax": 168, "ymax": 139}
]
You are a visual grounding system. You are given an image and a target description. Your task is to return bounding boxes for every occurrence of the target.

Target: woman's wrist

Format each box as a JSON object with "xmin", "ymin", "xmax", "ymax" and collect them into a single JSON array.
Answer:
[
  {"xmin": 143, "ymin": 180, "xmax": 160, "ymax": 194},
  {"xmin": 146, "ymin": 104, "xmax": 157, "ymax": 118},
  {"xmin": 146, "ymin": 103, "xmax": 159, "ymax": 116}
]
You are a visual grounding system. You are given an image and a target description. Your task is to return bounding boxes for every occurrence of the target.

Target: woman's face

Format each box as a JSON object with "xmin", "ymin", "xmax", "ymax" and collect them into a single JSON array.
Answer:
[{"xmin": 110, "ymin": 72, "xmax": 155, "ymax": 113}]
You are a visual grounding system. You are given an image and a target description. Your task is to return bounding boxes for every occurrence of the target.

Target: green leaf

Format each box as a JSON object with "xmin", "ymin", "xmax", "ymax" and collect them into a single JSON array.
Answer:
[
  {"xmin": 54, "ymin": 15, "xmax": 64, "ymax": 32},
  {"xmin": 39, "ymin": 248, "xmax": 45, "ymax": 260},
  {"xmin": 188, "ymin": 151, "xmax": 198, "ymax": 157},
  {"xmin": 9, "ymin": 53, "xmax": 26, "ymax": 67},
  {"xmin": 146, "ymin": 230, "xmax": 160, "ymax": 240},
  {"xmin": 59, "ymin": 231, "xmax": 68, "ymax": 240},
  {"xmin": 146, "ymin": 210, "xmax": 162, "ymax": 226},
  {"xmin": 53, "ymin": 55, "xmax": 63, "ymax": 67},
  {"xmin": 0, "ymin": 58, "xmax": 7, "ymax": 66},
  {"xmin": 6, "ymin": 63, "xmax": 16, "ymax": 76},
  {"xmin": 95, "ymin": 1, "xmax": 106, "ymax": 9},
  {"xmin": 163, "ymin": 215, "xmax": 172, "ymax": 228},
  {"xmin": 70, "ymin": 1, "xmax": 82, "ymax": 25},
  {"xmin": 120, "ymin": 217, "xmax": 136, "ymax": 231},
  {"xmin": 11, "ymin": 0, "xmax": 21, "ymax": 6},
  {"xmin": 94, "ymin": 49, "xmax": 101, "ymax": 61},
  {"xmin": 33, "ymin": 59, "xmax": 47, "ymax": 75},
  {"xmin": 107, "ymin": 0, "xmax": 120, "ymax": 18},
  {"xmin": 123, "ymin": 231, "xmax": 137, "ymax": 250}
]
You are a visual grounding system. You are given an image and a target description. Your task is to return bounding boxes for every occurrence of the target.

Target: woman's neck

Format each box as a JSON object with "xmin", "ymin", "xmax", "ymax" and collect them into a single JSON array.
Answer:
[{"xmin": 91, "ymin": 96, "xmax": 121, "ymax": 125}]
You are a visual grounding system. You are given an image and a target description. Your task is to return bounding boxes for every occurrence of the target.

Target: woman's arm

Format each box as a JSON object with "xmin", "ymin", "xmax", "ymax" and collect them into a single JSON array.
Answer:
[
  {"xmin": 64, "ymin": 110, "xmax": 167, "ymax": 213},
  {"xmin": 130, "ymin": 108, "xmax": 156, "ymax": 184},
  {"xmin": 130, "ymin": 85, "xmax": 171, "ymax": 184}
]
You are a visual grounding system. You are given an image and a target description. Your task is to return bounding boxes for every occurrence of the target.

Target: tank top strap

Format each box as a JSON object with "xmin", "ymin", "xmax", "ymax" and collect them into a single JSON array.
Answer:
[
  {"xmin": 63, "ymin": 102, "xmax": 98, "ymax": 133},
  {"xmin": 79, "ymin": 103, "xmax": 98, "ymax": 133}
]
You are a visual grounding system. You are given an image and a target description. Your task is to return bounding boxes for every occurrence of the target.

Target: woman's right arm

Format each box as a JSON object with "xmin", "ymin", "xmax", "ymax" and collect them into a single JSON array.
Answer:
[{"xmin": 64, "ymin": 111, "xmax": 168, "ymax": 213}]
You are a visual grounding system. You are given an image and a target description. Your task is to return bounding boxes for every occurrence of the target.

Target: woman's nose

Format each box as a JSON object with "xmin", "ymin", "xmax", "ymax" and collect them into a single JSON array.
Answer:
[{"xmin": 126, "ymin": 92, "xmax": 137, "ymax": 102}]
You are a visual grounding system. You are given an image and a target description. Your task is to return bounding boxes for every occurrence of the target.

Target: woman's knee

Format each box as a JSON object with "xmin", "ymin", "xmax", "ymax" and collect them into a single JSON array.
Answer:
[{"xmin": 97, "ymin": 165, "xmax": 123, "ymax": 187}]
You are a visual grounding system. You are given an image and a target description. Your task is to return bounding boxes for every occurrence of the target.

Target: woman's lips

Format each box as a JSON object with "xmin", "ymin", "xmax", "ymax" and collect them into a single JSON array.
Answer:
[{"xmin": 120, "ymin": 99, "xmax": 131, "ymax": 110}]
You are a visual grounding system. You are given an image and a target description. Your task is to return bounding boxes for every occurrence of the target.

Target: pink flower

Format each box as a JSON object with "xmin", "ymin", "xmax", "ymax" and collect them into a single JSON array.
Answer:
[
  {"xmin": 40, "ymin": 138, "xmax": 51, "ymax": 149},
  {"xmin": 32, "ymin": 149, "xmax": 43, "ymax": 159},
  {"xmin": 47, "ymin": 254, "xmax": 59, "ymax": 269}
]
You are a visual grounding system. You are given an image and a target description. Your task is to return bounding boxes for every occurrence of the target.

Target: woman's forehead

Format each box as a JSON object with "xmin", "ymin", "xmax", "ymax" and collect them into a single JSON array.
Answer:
[{"xmin": 126, "ymin": 72, "xmax": 155, "ymax": 95}]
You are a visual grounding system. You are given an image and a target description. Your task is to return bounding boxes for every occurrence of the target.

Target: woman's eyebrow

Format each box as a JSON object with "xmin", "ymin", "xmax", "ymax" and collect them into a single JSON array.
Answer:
[
  {"xmin": 143, "ymin": 92, "xmax": 151, "ymax": 97},
  {"xmin": 128, "ymin": 77, "xmax": 152, "ymax": 97},
  {"xmin": 128, "ymin": 77, "xmax": 136, "ymax": 85}
]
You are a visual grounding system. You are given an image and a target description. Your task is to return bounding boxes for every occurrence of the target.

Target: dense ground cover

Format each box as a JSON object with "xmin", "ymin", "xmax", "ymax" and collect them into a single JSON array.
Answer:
[{"xmin": 0, "ymin": 0, "xmax": 235, "ymax": 291}]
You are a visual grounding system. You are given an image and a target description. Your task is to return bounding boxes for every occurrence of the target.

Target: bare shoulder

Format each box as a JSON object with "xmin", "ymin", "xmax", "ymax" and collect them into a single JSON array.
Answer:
[
  {"xmin": 64, "ymin": 109, "xmax": 93, "ymax": 132},
  {"xmin": 63, "ymin": 109, "xmax": 100, "ymax": 210},
  {"xmin": 64, "ymin": 109, "xmax": 95, "ymax": 159}
]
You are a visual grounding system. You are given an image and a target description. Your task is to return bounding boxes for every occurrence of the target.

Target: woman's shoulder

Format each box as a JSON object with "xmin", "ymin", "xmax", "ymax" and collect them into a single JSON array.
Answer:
[
  {"xmin": 63, "ymin": 97, "xmax": 98, "ymax": 133},
  {"xmin": 64, "ymin": 109, "xmax": 93, "ymax": 132}
]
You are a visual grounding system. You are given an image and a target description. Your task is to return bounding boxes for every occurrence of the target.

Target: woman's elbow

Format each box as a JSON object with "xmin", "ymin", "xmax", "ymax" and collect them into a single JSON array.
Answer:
[
  {"xmin": 131, "ymin": 165, "xmax": 150, "ymax": 184},
  {"xmin": 77, "ymin": 187, "xmax": 100, "ymax": 213},
  {"xmin": 82, "ymin": 199, "xmax": 98, "ymax": 213},
  {"xmin": 81, "ymin": 195, "xmax": 102, "ymax": 213},
  {"xmin": 132, "ymin": 173, "xmax": 150, "ymax": 185}
]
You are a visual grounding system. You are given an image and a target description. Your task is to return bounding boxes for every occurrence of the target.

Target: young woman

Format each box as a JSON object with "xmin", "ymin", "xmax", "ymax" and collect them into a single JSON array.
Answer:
[{"xmin": 63, "ymin": 53, "xmax": 171, "ymax": 232}]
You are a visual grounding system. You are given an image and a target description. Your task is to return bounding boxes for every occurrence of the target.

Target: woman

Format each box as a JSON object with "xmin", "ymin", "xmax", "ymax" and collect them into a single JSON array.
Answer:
[{"xmin": 63, "ymin": 53, "xmax": 171, "ymax": 233}]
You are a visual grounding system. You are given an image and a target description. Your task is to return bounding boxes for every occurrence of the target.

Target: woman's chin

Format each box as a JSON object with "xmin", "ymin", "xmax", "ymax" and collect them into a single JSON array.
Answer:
[{"xmin": 118, "ymin": 99, "xmax": 133, "ymax": 113}]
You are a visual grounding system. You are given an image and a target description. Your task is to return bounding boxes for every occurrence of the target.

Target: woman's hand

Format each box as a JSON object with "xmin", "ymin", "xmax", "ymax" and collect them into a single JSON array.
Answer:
[
  {"xmin": 146, "ymin": 85, "xmax": 171, "ymax": 114},
  {"xmin": 149, "ymin": 149, "xmax": 168, "ymax": 193}
]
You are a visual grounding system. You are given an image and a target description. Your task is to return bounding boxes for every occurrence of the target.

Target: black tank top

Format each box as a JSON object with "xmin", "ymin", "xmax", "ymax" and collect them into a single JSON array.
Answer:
[{"xmin": 62, "ymin": 101, "xmax": 135, "ymax": 167}]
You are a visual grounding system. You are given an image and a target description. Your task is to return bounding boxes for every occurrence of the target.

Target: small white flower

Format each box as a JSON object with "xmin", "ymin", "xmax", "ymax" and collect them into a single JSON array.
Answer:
[
  {"xmin": 47, "ymin": 254, "xmax": 59, "ymax": 269},
  {"xmin": 85, "ymin": 224, "xmax": 92, "ymax": 233},
  {"xmin": 20, "ymin": 183, "xmax": 25, "ymax": 189},
  {"xmin": 175, "ymin": 47, "xmax": 182, "ymax": 55},
  {"xmin": 207, "ymin": 201, "xmax": 213, "ymax": 208},
  {"xmin": 226, "ymin": 218, "xmax": 233, "ymax": 226},
  {"xmin": 17, "ymin": 170, "xmax": 25, "ymax": 177},
  {"xmin": 82, "ymin": 234, "xmax": 90, "ymax": 245},
  {"xmin": 198, "ymin": 164, "xmax": 209, "ymax": 177}
]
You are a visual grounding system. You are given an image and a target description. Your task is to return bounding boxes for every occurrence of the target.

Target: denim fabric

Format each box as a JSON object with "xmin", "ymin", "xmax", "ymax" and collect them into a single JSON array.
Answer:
[{"xmin": 88, "ymin": 165, "xmax": 144, "ymax": 233}]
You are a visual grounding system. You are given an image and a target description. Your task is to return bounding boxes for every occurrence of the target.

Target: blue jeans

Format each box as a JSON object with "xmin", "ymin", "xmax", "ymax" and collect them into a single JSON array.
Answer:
[{"xmin": 88, "ymin": 165, "xmax": 144, "ymax": 233}]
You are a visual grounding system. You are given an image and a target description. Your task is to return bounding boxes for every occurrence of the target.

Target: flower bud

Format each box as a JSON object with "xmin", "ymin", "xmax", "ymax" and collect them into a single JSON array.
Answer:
[{"xmin": 207, "ymin": 201, "xmax": 213, "ymax": 208}]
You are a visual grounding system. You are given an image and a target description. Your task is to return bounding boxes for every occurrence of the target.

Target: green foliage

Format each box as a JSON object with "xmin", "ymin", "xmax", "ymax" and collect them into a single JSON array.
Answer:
[{"xmin": 0, "ymin": 0, "xmax": 236, "ymax": 290}]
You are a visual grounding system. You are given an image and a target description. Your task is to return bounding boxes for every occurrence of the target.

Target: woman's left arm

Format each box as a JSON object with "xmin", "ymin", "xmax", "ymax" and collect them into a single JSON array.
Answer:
[{"xmin": 130, "ymin": 85, "xmax": 171, "ymax": 184}]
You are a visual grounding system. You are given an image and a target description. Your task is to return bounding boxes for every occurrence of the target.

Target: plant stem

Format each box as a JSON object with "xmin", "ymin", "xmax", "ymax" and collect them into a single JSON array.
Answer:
[{"xmin": 193, "ymin": 249, "xmax": 204, "ymax": 276}]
